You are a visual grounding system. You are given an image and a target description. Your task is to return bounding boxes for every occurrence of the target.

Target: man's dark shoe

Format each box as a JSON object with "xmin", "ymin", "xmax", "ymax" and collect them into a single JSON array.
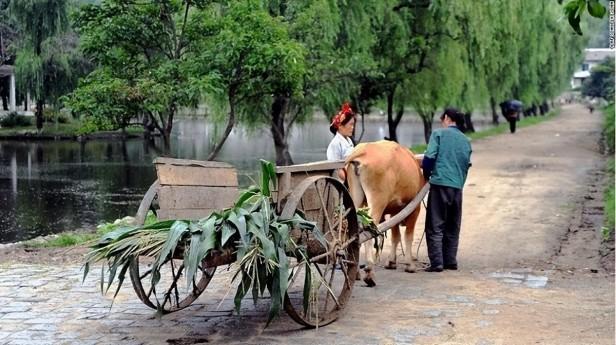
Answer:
[
  {"xmin": 444, "ymin": 264, "xmax": 458, "ymax": 270},
  {"xmin": 424, "ymin": 265, "xmax": 443, "ymax": 272}
]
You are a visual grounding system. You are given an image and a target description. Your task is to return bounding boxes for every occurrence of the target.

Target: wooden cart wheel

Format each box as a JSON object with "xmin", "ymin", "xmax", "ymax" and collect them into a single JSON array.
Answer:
[
  {"xmin": 129, "ymin": 180, "xmax": 216, "ymax": 313},
  {"xmin": 280, "ymin": 176, "xmax": 360, "ymax": 327},
  {"xmin": 129, "ymin": 256, "xmax": 215, "ymax": 313}
]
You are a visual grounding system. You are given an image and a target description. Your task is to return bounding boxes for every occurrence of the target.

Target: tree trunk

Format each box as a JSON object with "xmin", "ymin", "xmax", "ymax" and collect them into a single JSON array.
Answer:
[
  {"xmin": 35, "ymin": 100, "xmax": 44, "ymax": 132},
  {"xmin": 386, "ymin": 89, "xmax": 398, "ymax": 142},
  {"xmin": 207, "ymin": 93, "xmax": 237, "ymax": 161},
  {"xmin": 356, "ymin": 110, "xmax": 366, "ymax": 143},
  {"xmin": 270, "ymin": 95, "xmax": 293, "ymax": 166},
  {"xmin": 421, "ymin": 112, "xmax": 434, "ymax": 144},
  {"xmin": 490, "ymin": 97, "xmax": 499, "ymax": 125},
  {"xmin": 540, "ymin": 101, "xmax": 549, "ymax": 115},
  {"xmin": 161, "ymin": 105, "xmax": 176, "ymax": 149}
]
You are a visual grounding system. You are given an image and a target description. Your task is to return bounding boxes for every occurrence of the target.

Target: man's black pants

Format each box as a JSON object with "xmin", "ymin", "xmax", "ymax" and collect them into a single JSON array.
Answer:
[
  {"xmin": 425, "ymin": 184, "xmax": 463, "ymax": 268},
  {"xmin": 508, "ymin": 118, "xmax": 516, "ymax": 133}
]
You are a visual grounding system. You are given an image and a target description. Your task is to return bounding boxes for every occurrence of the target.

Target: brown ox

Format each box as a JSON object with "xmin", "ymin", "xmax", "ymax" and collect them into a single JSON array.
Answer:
[{"xmin": 345, "ymin": 140, "xmax": 426, "ymax": 286}]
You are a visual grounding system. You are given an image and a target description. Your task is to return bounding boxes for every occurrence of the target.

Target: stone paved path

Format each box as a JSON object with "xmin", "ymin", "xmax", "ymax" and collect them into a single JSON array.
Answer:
[{"xmin": 0, "ymin": 262, "xmax": 612, "ymax": 345}]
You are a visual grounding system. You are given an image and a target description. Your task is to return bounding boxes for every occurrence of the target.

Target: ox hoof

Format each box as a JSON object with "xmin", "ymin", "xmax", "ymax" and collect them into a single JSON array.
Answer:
[
  {"xmin": 384, "ymin": 261, "xmax": 397, "ymax": 270},
  {"xmin": 363, "ymin": 268, "xmax": 376, "ymax": 287},
  {"xmin": 363, "ymin": 276, "xmax": 376, "ymax": 287}
]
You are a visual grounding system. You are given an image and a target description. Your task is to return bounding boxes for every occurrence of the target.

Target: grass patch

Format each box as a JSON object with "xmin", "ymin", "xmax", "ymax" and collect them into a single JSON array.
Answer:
[
  {"xmin": 24, "ymin": 215, "xmax": 143, "ymax": 248},
  {"xmin": 25, "ymin": 232, "xmax": 98, "ymax": 248},
  {"xmin": 0, "ymin": 121, "xmax": 82, "ymax": 136},
  {"xmin": 410, "ymin": 109, "xmax": 559, "ymax": 153}
]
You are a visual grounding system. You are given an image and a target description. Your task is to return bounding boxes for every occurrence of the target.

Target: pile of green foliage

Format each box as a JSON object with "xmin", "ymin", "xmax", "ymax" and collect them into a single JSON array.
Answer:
[{"xmin": 84, "ymin": 160, "xmax": 326, "ymax": 324}]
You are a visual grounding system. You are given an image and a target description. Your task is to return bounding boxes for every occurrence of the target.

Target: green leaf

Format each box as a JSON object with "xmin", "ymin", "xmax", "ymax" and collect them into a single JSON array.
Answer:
[
  {"xmin": 277, "ymin": 247, "xmax": 289, "ymax": 300},
  {"xmin": 235, "ymin": 187, "xmax": 259, "ymax": 208},
  {"xmin": 259, "ymin": 159, "xmax": 277, "ymax": 197},
  {"xmin": 185, "ymin": 218, "xmax": 217, "ymax": 286},
  {"xmin": 266, "ymin": 268, "xmax": 281, "ymax": 326},
  {"xmin": 221, "ymin": 222, "xmax": 237, "ymax": 248},
  {"xmin": 111, "ymin": 261, "xmax": 131, "ymax": 300},
  {"xmin": 587, "ymin": 0, "xmax": 606, "ymax": 18},
  {"xmin": 82, "ymin": 262, "xmax": 90, "ymax": 283},
  {"xmin": 303, "ymin": 261, "xmax": 311, "ymax": 314},
  {"xmin": 568, "ymin": 12, "xmax": 582, "ymax": 35},
  {"xmin": 105, "ymin": 256, "xmax": 120, "ymax": 294},
  {"xmin": 96, "ymin": 226, "xmax": 138, "ymax": 246},
  {"xmin": 142, "ymin": 220, "xmax": 177, "ymax": 230},
  {"xmin": 248, "ymin": 219, "xmax": 276, "ymax": 262},
  {"xmin": 152, "ymin": 221, "xmax": 189, "ymax": 286},
  {"xmin": 234, "ymin": 270, "xmax": 252, "ymax": 313},
  {"xmin": 274, "ymin": 223, "xmax": 289, "ymax": 248}
]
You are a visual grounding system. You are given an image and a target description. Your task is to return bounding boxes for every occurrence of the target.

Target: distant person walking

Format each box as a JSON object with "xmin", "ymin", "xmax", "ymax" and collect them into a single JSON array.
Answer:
[{"xmin": 499, "ymin": 100, "xmax": 523, "ymax": 134}]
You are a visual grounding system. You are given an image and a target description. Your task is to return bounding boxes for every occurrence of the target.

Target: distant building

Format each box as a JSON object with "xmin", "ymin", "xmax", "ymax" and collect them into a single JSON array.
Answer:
[{"xmin": 571, "ymin": 48, "xmax": 615, "ymax": 88}]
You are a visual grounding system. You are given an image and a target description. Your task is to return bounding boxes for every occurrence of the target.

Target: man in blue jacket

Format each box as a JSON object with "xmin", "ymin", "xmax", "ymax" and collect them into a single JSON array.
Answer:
[{"xmin": 422, "ymin": 108, "xmax": 472, "ymax": 272}]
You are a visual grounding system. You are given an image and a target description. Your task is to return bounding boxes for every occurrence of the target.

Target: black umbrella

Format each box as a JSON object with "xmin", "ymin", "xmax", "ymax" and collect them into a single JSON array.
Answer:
[{"xmin": 508, "ymin": 100, "xmax": 523, "ymax": 112}]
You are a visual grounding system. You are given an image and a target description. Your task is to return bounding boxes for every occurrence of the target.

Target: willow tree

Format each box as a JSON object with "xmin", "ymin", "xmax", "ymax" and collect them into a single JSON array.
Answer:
[
  {"xmin": 406, "ymin": 40, "xmax": 466, "ymax": 143},
  {"xmin": 539, "ymin": 2, "xmax": 586, "ymax": 106},
  {"xmin": 483, "ymin": 0, "xmax": 522, "ymax": 124},
  {"xmin": 9, "ymin": 0, "xmax": 70, "ymax": 131}
]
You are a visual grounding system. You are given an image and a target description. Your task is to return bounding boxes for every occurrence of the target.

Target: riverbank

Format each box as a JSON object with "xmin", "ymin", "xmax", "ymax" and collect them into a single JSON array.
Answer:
[{"xmin": 0, "ymin": 122, "xmax": 146, "ymax": 140}]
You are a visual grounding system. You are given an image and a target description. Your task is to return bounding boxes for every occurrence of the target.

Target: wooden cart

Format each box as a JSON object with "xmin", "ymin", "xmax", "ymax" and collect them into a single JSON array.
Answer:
[{"xmin": 130, "ymin": 157, "xmax": 428, "ymax": 327}]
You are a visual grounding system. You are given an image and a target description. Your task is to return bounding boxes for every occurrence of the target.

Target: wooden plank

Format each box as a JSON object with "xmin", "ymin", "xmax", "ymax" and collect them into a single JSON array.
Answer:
[
  {"xmin": 274, "ymin": 171, "xmax": 337, "ymax": 202},
  {"xmin": 276, "ymin": 160, "xmax": 344, "ymax": 174},
  {"xmin": 275, "ymin": 154, "xmax": 422, "ymax": 174},
  {"xmin": 156, "ymin": 165, "xmax": 238, "ymax": 187},
  {"xmin": 158, "ymin": 208, "xmax": 219, "ymax": 220},
  {"xmin": 158, "ymin": 186, "xmax": 238, "ymax": 210},
  {"xmin": 154, "ymin": 157, "xmax": 234, "ymax": 169}
]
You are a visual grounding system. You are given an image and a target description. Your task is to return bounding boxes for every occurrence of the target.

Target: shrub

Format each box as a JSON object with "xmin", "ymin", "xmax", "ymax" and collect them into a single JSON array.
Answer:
[{"xmin": 0, "ymin": 112, "xmax": 32, "ymax": 127}]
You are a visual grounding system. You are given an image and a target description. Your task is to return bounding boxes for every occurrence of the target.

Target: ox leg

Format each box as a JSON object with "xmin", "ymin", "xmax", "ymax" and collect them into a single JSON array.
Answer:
[
  {"xmin": 403, "ymin": 207, "xmax": 421, "ymax": 273},
  {"xmin": 384, "ymin": 224, "xmax": 400, "ymax": 269},
  {"xmin": 361, "ymin": 195, "xmax": 385, "ymax": 287},
  {"xmin": 347, "ymin": 162, "xmax": 366, "ymax": 281}
]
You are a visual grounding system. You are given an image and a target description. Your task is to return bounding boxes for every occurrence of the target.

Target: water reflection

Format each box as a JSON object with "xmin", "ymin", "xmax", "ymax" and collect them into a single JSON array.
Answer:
[{"xmin": 0, "ymin": 117, "xmax": 492, "ymax": 243}]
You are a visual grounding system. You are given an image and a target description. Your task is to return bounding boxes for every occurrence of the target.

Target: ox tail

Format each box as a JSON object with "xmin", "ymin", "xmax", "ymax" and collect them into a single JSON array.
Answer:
[{"xmin": 345, "ymin": 159, "xmax": 366, "ymax": 209}]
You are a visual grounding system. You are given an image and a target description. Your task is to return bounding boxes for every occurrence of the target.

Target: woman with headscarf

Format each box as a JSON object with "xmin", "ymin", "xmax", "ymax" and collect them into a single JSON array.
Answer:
[{"xmin": 326, "ymin": 103, "xmax": 356, "ymax": 180}]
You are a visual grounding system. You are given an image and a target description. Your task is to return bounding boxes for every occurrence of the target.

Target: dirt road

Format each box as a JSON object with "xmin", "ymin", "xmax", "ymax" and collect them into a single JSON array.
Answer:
[
  {"xmin": 390, "ymin": 102, "xmax": 614, "ymax": 344},
  {"xmin": 0, "ymin": 103, "xmax": 613, "ymax": 345}
]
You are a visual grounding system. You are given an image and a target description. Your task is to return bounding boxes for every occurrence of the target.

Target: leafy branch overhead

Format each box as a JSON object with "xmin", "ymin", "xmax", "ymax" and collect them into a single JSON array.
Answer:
[{"xmin": 559, "ymin": 0, "xmax": 607, "ymax": 35}]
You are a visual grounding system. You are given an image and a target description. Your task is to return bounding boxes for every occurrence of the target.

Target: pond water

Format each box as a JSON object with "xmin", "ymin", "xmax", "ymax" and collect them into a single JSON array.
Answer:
[{"xmin": 0, "ymin": 116, "xmax": 492, "ymax": 243}]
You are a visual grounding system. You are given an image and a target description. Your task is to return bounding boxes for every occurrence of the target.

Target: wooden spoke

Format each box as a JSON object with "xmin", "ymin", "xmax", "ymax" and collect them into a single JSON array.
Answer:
[{"xmin": 281, "ymin": 176, "xmax": 359, "ymax": 328}]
